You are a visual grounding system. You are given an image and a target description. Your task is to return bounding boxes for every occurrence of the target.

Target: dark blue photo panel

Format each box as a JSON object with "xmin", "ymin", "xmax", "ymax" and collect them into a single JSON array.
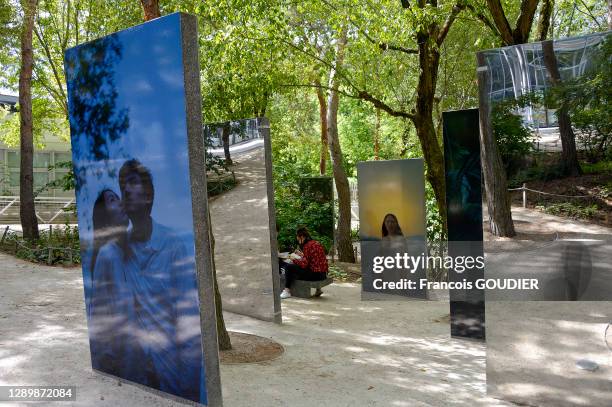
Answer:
[
  {"xmin": 65, "ymin": 13, "xmax": 221, "ymax": 406},
  {"xmin": 443, "ymin": 109, "xmax": 485, "ymax": 340}
]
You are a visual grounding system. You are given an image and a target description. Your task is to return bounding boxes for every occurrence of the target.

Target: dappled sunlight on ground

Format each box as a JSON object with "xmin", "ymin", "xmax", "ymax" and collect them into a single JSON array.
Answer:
[{"xmin": 222, "ymin": 281, "xmax": 510, "ymax": 406}]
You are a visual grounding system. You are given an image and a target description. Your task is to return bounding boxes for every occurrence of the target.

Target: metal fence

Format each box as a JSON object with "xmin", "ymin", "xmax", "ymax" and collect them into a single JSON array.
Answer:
[{"xmin": 0, "ymin": 196, "xmax": 76, "ymax": 224}]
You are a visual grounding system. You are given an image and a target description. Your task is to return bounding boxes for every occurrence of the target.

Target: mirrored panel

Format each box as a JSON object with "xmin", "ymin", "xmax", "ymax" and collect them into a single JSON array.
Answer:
[
  {"xmin": 478, "ymin": 31, "xmax": 612, "ymax": 407},
  {"xmin": 204, "ymin": 117, "xmax": 281, "ymax": 322},
  {"xmin": 478, "ymin": 31, "xmax": 611, "ymax": 300}
]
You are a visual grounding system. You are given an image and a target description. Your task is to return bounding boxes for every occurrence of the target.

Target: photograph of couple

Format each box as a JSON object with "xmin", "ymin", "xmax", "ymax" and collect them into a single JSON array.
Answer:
[
  {"xmin": 87, "ymin": 158, "xmax": 204, "ymax": 402},
  {"xmin": 64, "ymin": 13, "xmax": 209, "ymax": 404}
]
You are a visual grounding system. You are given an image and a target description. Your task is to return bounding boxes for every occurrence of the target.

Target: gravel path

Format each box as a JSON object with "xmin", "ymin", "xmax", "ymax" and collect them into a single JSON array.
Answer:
[{"xmin": 0, "ymin": 252, "xmax": 508, "ymax": 406}]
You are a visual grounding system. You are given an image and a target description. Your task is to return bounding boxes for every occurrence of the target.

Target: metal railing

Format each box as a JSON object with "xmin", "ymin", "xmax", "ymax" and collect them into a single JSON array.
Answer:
[
  {"xmin": 508, "ymin": 183, "xmax": 596, "ymax": 208},
  {"xmin": 0, "ymin": 196, "xmax": 76, "ymax": 224}
]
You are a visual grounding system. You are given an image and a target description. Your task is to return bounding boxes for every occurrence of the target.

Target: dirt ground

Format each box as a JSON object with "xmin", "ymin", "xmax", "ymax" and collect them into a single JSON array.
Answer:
[
  {"xmin": 1, "ymin": 207, "xmax": 610, "ymax": 406},
  {"xmin": 0, "ymin": 251, "xmax": 510, "ymax": 407},
  {"xmin": 510, "ymin": 172, "xmax": 612, "ymax": 228}
]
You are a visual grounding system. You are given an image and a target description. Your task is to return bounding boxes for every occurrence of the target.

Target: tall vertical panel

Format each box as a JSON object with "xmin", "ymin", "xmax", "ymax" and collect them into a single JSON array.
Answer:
[
  {"xmin": 65, "ymin": 13, "xmax": 221, "ymax": 405},
  {"xmin": 478, "ymin": 32, "xmax": 612, "ymax": 406},
  {"xmin": 443, "ymin": 109, "xmax": 485, "ymax": 340},
  {"xmin": 358, "ymin": 159, "xmax": 428, "ymax": 300},
  {"xmin": 204, "ymin": 118, "xmax": 281, "ymax": 322}
]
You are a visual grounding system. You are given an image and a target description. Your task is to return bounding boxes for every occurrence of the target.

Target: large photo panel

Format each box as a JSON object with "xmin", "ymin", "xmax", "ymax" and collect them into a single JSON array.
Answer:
[
  {"xmin": 443, "ymin": 109, "xmax": 485, "ymax": 340},
  {"xmin": 65, "ymin": 13, "xmax": 220, "ymax": 405},
  {"xmin": 204, "ymin": 117, "xmax": 281, "ymax": 322},
  {"xmin": 358, "ymin": 159, "xmax": 428, "ymax": 299}
]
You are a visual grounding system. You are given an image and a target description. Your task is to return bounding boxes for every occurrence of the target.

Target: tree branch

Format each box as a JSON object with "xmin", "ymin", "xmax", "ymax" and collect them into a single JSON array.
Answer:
[
  {"xmin": 512, "ymin": 0, "xmax": 539, "ymax": 44},
  {"xmin": 465, "ymin": 4, "xmax": 499, "ymax": 36},
  {"xmin": 281, "ymin": 83, "xmax": 416, "ymax": 121},
  {"xmin": 485, "ymin": 0, "xmax": 514, "ymax": 45},
  {"xmin": 437, "ymin": 2, "xmax": 466, "ymax": 46},
  {"xmin": 33, "ymin": 24, "xmax": 68, "ymax": 115},
  {"xmin": 275, "ymin": 35, "xmax": 361, "ymax": 94},
  {"xmin": 378, "ymin": 42, "xmax": 419, "ymax": 54},
  {"xmin": 536, "ymin": 0, "xmax": 553, "ymax": 41},
  {"xmin": 356, "ymin": 90, "xmax": 416, "ymax": 121}
]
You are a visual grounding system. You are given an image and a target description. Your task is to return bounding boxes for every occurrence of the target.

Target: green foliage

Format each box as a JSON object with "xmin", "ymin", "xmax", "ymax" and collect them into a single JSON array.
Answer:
[
  {"xmin": 581, "ymin": 160, "xmax": 612, "ymax": 175},
  {"xmin": 508, "ymin": 161, "xmax": 567, "ymax": 188},
  {"xmin": 327, "ymin": 263, "xmax": 348, "ymax": 281},
  {"xmin": 491, "ymin": 98, "xmax": 535, "ymax": 177},
  {"xmin": 536, "ymin": 202, "xmax": 598, "ymax": 220},
  {"xmin": 1, "ymin": 225, "xmax": 80, "ymax": 265},
  {"xmin": 553, "ymin": 36, "xmax": 612, "ymax": 162},
  {"xmin": 0, "ymin": 99, "xmax": 68, "ymax": 148},
  {"xmin": 548, "ymin": 0, "xmax": 609, "ymax": 40},
  {"xmin": 338, "ymin": 99, "xmax": 406, "ymax": 176},
  {"xmin": 275, "ymin": 197, "xmax": 334, "ymax": 253}
]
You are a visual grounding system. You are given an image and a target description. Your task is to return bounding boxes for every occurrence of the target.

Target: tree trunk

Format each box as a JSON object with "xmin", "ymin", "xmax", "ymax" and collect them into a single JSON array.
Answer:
[
  {"xmin": 208, "ymin": 209, "xmax": 232, "ymax": 351},
  {"xmin": 19, "ymin": 0, "xmax": 39, "ymax": 241},
  {"xmin": 477, "ymin": 54, "xmax": 516, "ymax": 237},
  {"xmin": 413, "ymin": 40, "xmax": 447, "ymax": 233},
  {"xmin": 221, "ymin": 122, "xmax": 233, "ymax": 166},
  {"xmin": 315, "ymin": 80, "xmax": 328, "ymax": 175},
  {"xmin": 139, "ymin": 0, "xmax": 160, "ymax": 21},
  {"xmin": 536, "ymin": 0, "xmax": 553, "ymax": 41},
  {"xmin": 327, "ymin": 28, "xmax": 355, "ymax": 263},
  {"xmin": 541, "ymin": 40, "xmax": 581, "ymax": 177}
]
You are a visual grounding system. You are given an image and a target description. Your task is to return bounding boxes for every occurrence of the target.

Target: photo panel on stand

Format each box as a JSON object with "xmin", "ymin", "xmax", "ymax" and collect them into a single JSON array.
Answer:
[
  {"xmin": 65, "ymin": 13, "xmax": 220, "ymax": 406},
  {"xmin": 358, "ymin": 159, "xmax": 428, "ymax": 300}
]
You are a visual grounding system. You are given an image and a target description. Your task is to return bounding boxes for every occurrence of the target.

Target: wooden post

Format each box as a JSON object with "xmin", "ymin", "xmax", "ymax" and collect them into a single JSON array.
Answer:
[
  {"xmin": 48, "ymin": 248, "xmax": 52, "ymax": 265},
  {"xmin": 523, "ymin": 183, "xmax": 527, "ymax": 208},
  {"xmin": 49, "ymin": 224, "xmax": 53, "ymax": 239}
]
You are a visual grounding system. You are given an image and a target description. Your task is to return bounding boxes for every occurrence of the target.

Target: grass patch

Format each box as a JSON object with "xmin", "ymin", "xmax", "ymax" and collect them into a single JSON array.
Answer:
[{"xmin": 581, "ymin": 160, "xmax": 612, "ymax": 175}]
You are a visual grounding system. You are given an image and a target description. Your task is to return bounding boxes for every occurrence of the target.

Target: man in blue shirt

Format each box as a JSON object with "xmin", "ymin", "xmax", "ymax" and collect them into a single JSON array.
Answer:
[{"xmin": 119, "ymin": 159, "xmax": 205, "ymax": 403}]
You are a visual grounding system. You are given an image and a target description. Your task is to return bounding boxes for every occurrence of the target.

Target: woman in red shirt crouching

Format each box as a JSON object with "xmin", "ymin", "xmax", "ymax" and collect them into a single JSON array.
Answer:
[{"xmin": 280, "ymin": 227, "xmax": 328, "ymax": 299}]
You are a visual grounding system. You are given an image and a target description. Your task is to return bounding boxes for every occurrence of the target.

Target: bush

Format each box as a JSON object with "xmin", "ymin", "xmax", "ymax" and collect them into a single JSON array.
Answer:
[
  {"xmin": 535, "ymin": 202, "xmax": 598, "ymax": 220},
  {"xmin": 275, "ymin": 196, "xmax": 333, "ymax": 253},
  {"xmin": 491, "ymin": 99, "xmax": 534, "ymax": 177},
  {"xmin": 1, "ymin": 225, "xmax": 81, "ymax": 265},
  {"xmin": 581, "ymin": 160, "xmax": 612, "ymax": 175},
  {"xmin": 508, "ymin": 161, "xmax": 568, "ymax": 187}
]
